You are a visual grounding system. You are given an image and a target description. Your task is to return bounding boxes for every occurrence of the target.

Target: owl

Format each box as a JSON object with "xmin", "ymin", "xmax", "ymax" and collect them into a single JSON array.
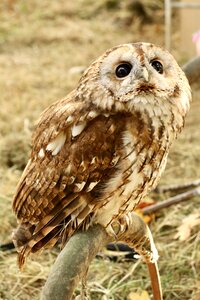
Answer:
[{"xmin": 12, "ymin": 43, "xmax": 191, "ymax": 267}]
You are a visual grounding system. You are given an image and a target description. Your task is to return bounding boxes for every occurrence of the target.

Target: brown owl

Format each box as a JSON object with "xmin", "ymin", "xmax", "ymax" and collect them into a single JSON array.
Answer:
[{"xmin": 12, "ymin": 43, "xmax": 191, "ymax": 267}]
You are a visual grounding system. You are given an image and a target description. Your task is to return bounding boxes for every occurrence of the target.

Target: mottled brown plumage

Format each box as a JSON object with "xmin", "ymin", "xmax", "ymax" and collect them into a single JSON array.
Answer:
[{"xmin": 12, "ymin": 43, "xmax": 191, "ymax": 267}]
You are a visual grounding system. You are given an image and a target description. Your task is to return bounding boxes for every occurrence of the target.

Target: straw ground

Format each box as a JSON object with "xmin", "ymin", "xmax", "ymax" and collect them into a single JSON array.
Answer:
[{"xmin": 0, "ymin": 1, "xmax": 200, "ymax": 299}]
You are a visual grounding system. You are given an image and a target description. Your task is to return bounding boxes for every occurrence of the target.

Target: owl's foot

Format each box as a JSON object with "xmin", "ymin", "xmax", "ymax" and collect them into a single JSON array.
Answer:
[
  {"xmin": 108, "ymin": 212, "xmax": 163, "ymax": 300},
  {"xmin": 108, "ymin": 212, "xmax": 158, "ymax": 263},
  {"xmin": 134, "ymin": 225, "xmax": 159, "ymax": 264}
]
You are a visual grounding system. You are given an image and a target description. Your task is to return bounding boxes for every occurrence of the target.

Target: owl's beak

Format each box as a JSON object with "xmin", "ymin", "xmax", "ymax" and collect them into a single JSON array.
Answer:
[
  {"xmin": 137, "ymin": 67, "xmax": 149, "ymax": 82},
  {"xmin": 142, "ymin": 68, "xmax": 149, "ymax": 82}
]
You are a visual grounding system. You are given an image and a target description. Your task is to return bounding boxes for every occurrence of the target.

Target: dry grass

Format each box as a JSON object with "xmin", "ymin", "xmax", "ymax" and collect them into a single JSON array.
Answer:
[{"xmin": 0, "ymin": 1, "xmax": 200, "ymax": 299}]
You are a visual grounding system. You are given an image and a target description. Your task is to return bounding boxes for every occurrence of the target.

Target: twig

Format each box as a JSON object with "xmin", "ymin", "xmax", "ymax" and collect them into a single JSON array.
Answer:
[
  {"xmin": 156, "ymin": 179, "xmax": 200, "ymax": 194},
  {"xmin": 142, "ymin": 187, "xmax": 200, "ymax": 215},
  {"xmin": 147, "ymin": 262, "xmax": 162, "ymax": 300}
]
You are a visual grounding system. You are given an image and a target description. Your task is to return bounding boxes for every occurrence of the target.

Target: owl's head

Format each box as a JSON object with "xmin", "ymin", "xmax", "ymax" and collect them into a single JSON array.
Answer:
[{"xmin": 77, "ymin": 43, "xmax": 191, "ymax": 128}]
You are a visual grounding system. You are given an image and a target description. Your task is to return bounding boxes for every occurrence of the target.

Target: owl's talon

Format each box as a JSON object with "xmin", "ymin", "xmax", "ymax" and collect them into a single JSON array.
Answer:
[{"xmin": 111, "ymin": 212, "xmax": 158, "ymax": 264}]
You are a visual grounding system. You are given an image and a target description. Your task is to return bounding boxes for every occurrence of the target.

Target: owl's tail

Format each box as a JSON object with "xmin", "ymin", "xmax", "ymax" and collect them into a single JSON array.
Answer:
[{"xmin": 13, "ymin": 194, "xmax": 94, "ymax": 269}]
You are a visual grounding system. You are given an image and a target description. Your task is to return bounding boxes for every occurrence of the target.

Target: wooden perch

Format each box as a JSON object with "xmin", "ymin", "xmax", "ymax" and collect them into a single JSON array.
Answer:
[
  {"xmin": 41, "ymin": 213, "xmax": 162, "ymax": 300},
  {"xmin": 41, "ymin": 225, "xmax": 111, "ymax": 300}
]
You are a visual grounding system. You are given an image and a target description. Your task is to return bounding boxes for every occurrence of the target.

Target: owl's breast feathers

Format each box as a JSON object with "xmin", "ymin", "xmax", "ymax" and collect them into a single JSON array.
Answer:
[{"xmin": 12, "ymin": 97, "xmax": 170, "ymax": 267}]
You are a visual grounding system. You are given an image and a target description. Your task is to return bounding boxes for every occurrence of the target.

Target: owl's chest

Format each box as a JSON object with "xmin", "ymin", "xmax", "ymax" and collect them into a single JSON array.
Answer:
[
  {"xmin": 95, "ymin": 129, "xmax": 169, "ymax": 227},
  {"xmin": 119, "ymin": 130, "xmax": 168, "ymax": 209}
]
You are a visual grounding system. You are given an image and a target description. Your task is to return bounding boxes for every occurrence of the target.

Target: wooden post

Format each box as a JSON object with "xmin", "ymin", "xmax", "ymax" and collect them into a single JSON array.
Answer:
[
  {"xmin": 165, "ymin": 0, "xmax": 172, "ymax": 50},
  {"xmin": 180, "ymin": 0, "xmax": 200, "ymax": 57}
]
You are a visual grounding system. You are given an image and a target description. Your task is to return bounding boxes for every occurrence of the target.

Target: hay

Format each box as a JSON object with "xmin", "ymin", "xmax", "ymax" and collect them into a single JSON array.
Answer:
[{"xmin": 0, "ymin": 1, "xmax": 200, "ymax": 299}]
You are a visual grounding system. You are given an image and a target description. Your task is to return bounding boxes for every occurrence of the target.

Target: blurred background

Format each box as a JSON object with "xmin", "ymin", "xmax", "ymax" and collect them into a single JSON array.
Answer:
[{"xmin": 0, "ymin": 1, "xmax": 200, "ymax": 299}]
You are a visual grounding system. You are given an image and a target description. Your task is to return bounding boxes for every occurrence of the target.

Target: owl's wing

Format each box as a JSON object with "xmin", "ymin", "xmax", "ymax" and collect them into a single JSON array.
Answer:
[{"xmin": 12, "ymin": 92, "xmax": 125, "ymax": 266}]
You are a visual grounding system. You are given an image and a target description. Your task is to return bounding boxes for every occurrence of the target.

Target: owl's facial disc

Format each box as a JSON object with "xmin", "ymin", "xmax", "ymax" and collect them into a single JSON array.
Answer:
[
  {"xmin": 78, "ymin": 42, "xmax": 190, "ymax": 115},
  {"xmin": 99, "ymin": 45, "xmax": 159, "ymax": 98}
]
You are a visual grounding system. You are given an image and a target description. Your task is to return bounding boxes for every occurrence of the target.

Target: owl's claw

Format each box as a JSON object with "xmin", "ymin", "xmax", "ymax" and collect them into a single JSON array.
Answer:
[
  {"xmin": 109, "ymin": 212, "xmax": 158, "ymax": 263},
  {"xmin": 135, "ymin": 225, "xmax": 159, "ymax": 264},
  {"xmin": 109, "ymin": 212, "xmax": 163, "ymax": 300}
]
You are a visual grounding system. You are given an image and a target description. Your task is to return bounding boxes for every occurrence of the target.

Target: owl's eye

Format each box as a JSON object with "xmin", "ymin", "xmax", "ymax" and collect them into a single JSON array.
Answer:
[
  {"xmin": 115, "ymin": 63, "xmax": 132, "ymax": 78},
  {"xmin": 150, "ymin": 60, "xmax": 163, "ymax": 74}
]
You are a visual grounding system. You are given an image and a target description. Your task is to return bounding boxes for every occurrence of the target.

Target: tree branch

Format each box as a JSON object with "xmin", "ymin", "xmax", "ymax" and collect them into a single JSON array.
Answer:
[
  {"xmin": 41, "ymin": 213, "xmax": 162, "ymax": 300},
  {"xmin": 41, "ymin": 224, "xmax": 111, "ymax": 300}
]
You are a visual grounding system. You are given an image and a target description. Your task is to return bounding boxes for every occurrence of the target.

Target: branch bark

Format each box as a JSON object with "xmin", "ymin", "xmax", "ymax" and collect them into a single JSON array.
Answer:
[{"xmin": 41, "ymin": 225, "xmax": 111, "ymax": 300}]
